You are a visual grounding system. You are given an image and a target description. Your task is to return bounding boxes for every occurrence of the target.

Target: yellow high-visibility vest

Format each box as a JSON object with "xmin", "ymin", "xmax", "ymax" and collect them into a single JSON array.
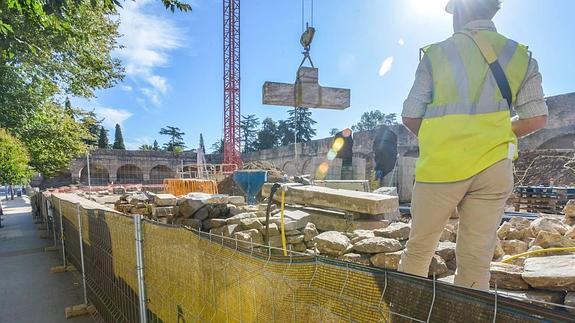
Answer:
[{"xmin": 416, "ymin": 30, "xmax": 530, "ymax": 183}]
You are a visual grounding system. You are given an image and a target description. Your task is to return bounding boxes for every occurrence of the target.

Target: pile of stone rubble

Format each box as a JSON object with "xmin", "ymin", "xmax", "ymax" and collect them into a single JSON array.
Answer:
[
  {"xmin": 105, "ymin": 184, "xmax": 575, "ymax": 312},
  {"xmin": 485, "ymin": 200, "xmax": 575, "ymax": 311}
]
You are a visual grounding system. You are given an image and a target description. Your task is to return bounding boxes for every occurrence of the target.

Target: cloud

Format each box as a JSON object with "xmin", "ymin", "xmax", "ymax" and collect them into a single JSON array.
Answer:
[
  {"xmin": 125, "ymin": 136, "xmax": 153, "ymax": 150},
  {"xmin": 398, "ymin": 38, "xmax": 405, "ymax": 46},
  {"xmin": 379, "ymin": 56, "xmax": 394, "ymax": 77},
  {"xmin": 93, "ymin": 107, "xmax": 134, "ymax": 128},
  {"xmin": 121, "ymin": 85, "xmax": 133, "ymax": 92},
  {"xmin": 116, "ymin": 0, "xmax": 184, "ymax": 105},
  {"xmin": 146, "ymin": 75, "xmax": 168, "ymax": 94}
]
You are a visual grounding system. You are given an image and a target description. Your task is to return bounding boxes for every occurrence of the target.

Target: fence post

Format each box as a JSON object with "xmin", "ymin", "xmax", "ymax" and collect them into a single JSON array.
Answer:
[
  {"xmin": 59, "ymin": 200, "xmax": 67, "ymax": 267},
  {"xmin": 48, "ymin": 200, "xmax": 57, "ymax": 246},
  {"xmin": 76, "ymin": 203, "xmax": 88, "ymax": 305},
  {"xmin": 45, "ymin": 199, "xmax": 50, "ymax": 233},
  {"xmin": 134, "ymin": 214, "xmax": 147, "ymax": 323}
]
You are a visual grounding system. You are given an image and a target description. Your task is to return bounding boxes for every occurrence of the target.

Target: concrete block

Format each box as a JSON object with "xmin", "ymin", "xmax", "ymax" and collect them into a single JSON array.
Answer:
[
  {"xmin": 50, "ymin": 265, "xmax": 76, "ymax": 273},
  {"xmin": 313, "ymin": 180, "xmax": 369, "ymax": 192},
  {"xmin": 65, "ymin": 303, "xmax": 96, "ymax": 319},
  {"xmin": 262, "ymin": 183, "xmax": 398, "ymax": 215},
  {"xmin": 153, "ymin": 193, "xmax": 177, "ymax": 206},
  {"xmin": 262, "ymin": 67, "xmax": 350, "ymax": 110}
]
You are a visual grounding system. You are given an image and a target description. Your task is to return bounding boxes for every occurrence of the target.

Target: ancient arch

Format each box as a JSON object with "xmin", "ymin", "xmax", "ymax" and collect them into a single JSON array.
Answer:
[
  {"xmin": 80, "ymin": 163, "xmax": 110, "ymax": 186},
  {"xmin": 116, "ymin": 164, "xmax": 144, "ymax": 184},
  {"xmin": 149, "ymin": 165, "xmax": 175, "ymax": 184},
  {"xmin": 300, "ymin": 158, "xmax": 313, "ymax": 175}
]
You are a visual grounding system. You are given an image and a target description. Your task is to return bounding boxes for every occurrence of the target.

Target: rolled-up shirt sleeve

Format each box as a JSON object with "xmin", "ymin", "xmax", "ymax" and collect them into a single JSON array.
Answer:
[
  {"xmin": 514, "ymin": 58, "xmax": 548, "ymax": 119},
  {"xmin": 402, "ymin": 55, "xmax": 433, "ymax": 118}
]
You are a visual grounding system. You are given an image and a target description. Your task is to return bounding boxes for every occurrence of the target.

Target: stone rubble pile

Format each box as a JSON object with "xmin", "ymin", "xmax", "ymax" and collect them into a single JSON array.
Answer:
[
  {"xmin": 484, "ymin": 200, "xmax": 575, "ymax": 312},
  {"xmin": 107, "ymin": 186, "xmax": 575, "ymax": 312}
]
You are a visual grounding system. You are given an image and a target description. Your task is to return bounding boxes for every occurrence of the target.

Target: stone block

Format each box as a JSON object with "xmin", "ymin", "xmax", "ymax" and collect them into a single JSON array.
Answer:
[
  {"xmin": 370, "ymin": 251, "xmax": 402, "ymax": 270},
  {"xmin": 153, "ymin": 193, "xmax": 177, "ymax": 206},
  {"xmin": 522, "ymin": 254, "xmax": 575, "ymax": 291},
  {"xmin": 489, "ymin": 262, "xmax": 530, "ymax": 290},
  {"xmin": 353, "ymin": 237, "xmax": 403, "ymax": 254},
  {"xmin": 262, "ymin": 184, "xmax": 398, "ymax": 215}
]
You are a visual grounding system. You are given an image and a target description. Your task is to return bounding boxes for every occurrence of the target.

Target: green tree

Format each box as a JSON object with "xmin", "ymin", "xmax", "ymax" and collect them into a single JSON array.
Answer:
[
  {"xmin": 139, "ymin": 144, "xmax": 153, "ymax": 151},
  {"xmin": 211, "ymin": 139, "xmax": 224, "ymax": 154},
  {"xmin": 159, "ymin": 126, "xmax": 186, "ymax": 151},
  {"xmin": 240, "ymin": 114, "xmax": 260, "ymax": 153},
  {"xmin": 199, "ymin": 133, "xmax": 206, "ymax": 153},
  {"xmin": 277, "ymin": 120, "xmax": 293, "ymax": 146},
  {"xmin": 255, "ymin": 117, "xmax": 279, "ymax": 150},
  {"xmin": 152, "ymin": 140, "xmax": 160, "ymax": 151},
  {"xmin": 279, "ymin": 108, "xmax": 317, "ymax": 145},
  {"xmin": 64, "ymin": 98, "xmax": 75, "ymax": 118},
  {"xmin": 112, "ymin": 124, "xmax": 125, "ymax": 150},
  {"xmin": 97, "ymin": 127, "xmax": 109, "ymax": 149},
  {"xmin": 0, "ymin": 129, "xmax": 31, "ymax": 185},
  {"xmin": 76, "ymin": 110, "xmax": 103, "ymax": 147},
  {"xmin": 352, "ymin": 110, "xmax": 386, "ymax": 132},
  {"xmin": 329, "ymin": 128, "xmax": 340, "ymax": 136},
  {"xmin": 1, "ymin": 0, "xmax": 191, "ymax": 63},
  {"xmin": 383, "ymin": 113, "xmax": 398, "ymax": 126},
  {"xmin": 0, "ymin": 66, "xmax": 43, "ymax": 130},
  {"xmin": 17, "ymin": 103, "xmax": 89, "ymax": 177}
]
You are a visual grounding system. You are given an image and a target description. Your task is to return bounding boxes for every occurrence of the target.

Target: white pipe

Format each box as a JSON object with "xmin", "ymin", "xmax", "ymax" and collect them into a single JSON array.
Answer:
[
  {"xmin": 134, "ymin": 214, "xmax": 147, "ymax": 323},
  {"xmin": 76, "ymin": 203, "xmax": 88, "ymax": 305},
  {"xmin": 59, "ymin": 199, "xmax": 67, "ymax": 267}
]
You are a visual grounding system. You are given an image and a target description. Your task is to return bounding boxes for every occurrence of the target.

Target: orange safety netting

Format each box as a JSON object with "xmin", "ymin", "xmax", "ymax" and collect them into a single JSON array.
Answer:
[{"xmin": 163, "ymin": 178, "xmax": 219, "ymax": 196}]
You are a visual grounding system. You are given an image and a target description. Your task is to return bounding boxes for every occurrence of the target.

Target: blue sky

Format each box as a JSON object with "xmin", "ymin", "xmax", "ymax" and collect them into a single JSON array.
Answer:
[{"xmin": 75, "ymin": 0, "xmax": 575, "ymax": 150}]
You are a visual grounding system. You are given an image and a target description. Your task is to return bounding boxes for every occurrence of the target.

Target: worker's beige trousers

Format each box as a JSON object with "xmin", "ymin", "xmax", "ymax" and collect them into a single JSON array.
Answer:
[{"xmin": 398, "ymin": 159, "xmax": 513, "ymax": 290}]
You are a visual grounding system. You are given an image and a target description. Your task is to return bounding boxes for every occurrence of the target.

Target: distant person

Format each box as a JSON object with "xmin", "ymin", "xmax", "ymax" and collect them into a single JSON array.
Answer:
[{"xmin": 399, "ymin": 0, "xmax": 548, "ymax": 290}]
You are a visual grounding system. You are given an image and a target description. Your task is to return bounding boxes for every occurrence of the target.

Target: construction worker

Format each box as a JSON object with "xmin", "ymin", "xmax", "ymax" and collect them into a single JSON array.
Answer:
[{"xmin": 399, "ymin": 0, "xmax": 548, "ymax": 290}]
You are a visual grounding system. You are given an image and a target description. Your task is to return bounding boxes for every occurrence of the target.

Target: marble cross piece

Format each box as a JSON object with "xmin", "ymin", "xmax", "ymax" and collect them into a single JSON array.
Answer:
[{"xmin": 262, "ymin": 67, "xmax": 351, "ymax": 110}]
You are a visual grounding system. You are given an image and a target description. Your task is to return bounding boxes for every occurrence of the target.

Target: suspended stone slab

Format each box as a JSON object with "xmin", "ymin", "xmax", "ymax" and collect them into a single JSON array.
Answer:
[{"xmin": 262, "ymin": 67, "xmax": 350, "ymax": 110}]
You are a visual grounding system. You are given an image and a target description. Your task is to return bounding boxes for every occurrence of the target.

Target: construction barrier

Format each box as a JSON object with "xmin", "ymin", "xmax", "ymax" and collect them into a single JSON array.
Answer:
[
  {"xmin": 32, "ymin": 192, "xmax": 574, "ymax": 323},
  {"xmin": 163, "ymin": 178, "xmax": 219, "ymax": 196}
]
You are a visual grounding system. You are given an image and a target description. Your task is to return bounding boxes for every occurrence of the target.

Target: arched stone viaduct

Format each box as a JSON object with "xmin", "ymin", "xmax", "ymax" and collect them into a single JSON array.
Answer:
[
  {"xmin": 42, "ymin": 93, "xmax": 573, "ymax": 188},
  {"xmin": 69, "ymin": 150, "xmax": 197, "ymax": 185}
]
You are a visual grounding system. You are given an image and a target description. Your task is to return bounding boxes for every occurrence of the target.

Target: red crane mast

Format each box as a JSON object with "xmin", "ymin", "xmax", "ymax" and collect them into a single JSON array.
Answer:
[{"xmin": 223, "ymin": 0, "xmax": 242, "ymax": 167}]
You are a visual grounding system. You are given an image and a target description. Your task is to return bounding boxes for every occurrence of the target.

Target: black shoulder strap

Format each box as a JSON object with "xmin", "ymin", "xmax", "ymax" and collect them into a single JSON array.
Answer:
[{"xmin": 457, "ymin": 30, "xmax": 513, "ymax": 109}]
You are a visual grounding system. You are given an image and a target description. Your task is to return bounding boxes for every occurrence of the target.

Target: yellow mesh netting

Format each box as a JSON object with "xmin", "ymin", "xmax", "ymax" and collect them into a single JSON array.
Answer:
[{"xmin": 40, "ymin": 193, "xmax": 571, "ymax": 323}]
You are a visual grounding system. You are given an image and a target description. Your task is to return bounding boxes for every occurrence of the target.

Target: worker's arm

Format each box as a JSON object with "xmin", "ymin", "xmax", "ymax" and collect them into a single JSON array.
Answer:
[
  {"xmin": 512, "ymin": 58, "xmax": 548, "ymax": 138},
  {"xmin": 402, "ymin": 56, "xmax": 432, "ymax": 137},
  {"xmin": 512, "ymin": 115, "xmax": 547, "ymax": 138},
  {"xmin": 402, "ymin": 117, "xmax": 423, "ymax": 136}
]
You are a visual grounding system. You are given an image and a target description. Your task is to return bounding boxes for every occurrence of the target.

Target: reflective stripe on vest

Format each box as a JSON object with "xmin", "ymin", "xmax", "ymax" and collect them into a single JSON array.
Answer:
[
  {"xmin": 425, "ymin": 38, "xmax": 519, "ymax": 119},
  {"xmin": 416, "ymin": 31, "xmax": 530, "ymax": 183}
]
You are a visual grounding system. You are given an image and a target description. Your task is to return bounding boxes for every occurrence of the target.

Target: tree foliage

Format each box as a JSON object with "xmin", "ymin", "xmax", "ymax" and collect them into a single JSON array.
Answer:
[
  {"xmin": 17, "ymin": 103, "xmax": 89, "ymax": 177},
  {"xmin": 79, "ymin": 110, "xmax": 103, "ymax": 147},
  {"xmin": 240, "ymin": 114, "xmax": 260, "ymax": 153},
  {"xmin": 152, "ymin": 140, "xmax": 160, "ymax": 151},
  {"xmin": 329, "ymin": 128, "xmax": 340, "ymax": 136},
  {"xmin": 351, "ymin": 110, "xmax": 398, "ymax": 132},
  {"xmin": 98, "ymin": 126, "xmax": 109, "ymax": 148},
  {"xmin": 159, "ymin": 126, "xmax": 186, "ymax": 152},
  {"xmin": 0, "ymin": 128, "xmax": 31, "ymax": 184},
  {"xmin": 278, "ymin": 108, "xmax": 317, "ymax": 145},
  {"xmin": 139, "ymin": 144, "xmax": 153, "ymax": 150},
  {"xmin": 112, "ymin": 123, "xmax": 125, "ymax": 149},
  {"xmin": 255, "ymin": 117, "xmax": 278, "ymax": 150},
  {"xmin": 211, "ymin": 139, "xmax": 224, "ymax": 154},
  {"xmin": 1, "ymin": 0, "xmax": 191, "ymax": 64},
  {"xmin": 199, "ymin": 133, "xmax": 205, "ymax": 153}
]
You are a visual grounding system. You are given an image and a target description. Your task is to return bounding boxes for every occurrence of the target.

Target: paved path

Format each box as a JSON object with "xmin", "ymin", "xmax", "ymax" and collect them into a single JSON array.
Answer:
[{"xmin": 0, "ymin": 196, "xmax": 94, "ymax": 323}]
